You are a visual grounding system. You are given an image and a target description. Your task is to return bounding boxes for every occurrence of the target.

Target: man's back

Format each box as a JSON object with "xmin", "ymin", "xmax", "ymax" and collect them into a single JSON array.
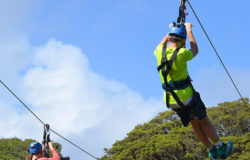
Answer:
[{"xmin": 154, "ymin": 44, "xmax": 194, "ymax": 104}]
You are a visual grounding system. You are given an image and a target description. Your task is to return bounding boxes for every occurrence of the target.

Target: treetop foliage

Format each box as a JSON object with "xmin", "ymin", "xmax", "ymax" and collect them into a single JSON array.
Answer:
[{"xmin": 101, "ymin": 98, "xmax": 250, "ymax": 160}]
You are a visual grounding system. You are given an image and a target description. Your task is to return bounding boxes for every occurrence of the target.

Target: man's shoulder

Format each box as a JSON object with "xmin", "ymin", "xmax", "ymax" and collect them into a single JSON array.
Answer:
[
  {"xmin": 154, "ymin": 44, "xmax": 164, "ymax": 56},
  {"xmin": 179, "ymin": 48, "xmax": 190, "ymax": 53},
  {"xmin": 178, "ymin": 48, "xmax": 193, "ymax": 61}
]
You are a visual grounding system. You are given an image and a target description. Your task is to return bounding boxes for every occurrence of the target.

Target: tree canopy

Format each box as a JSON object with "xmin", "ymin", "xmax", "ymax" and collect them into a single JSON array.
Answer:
[
  {"xmin": 101, "ymin": 98, "xmax": 250, "ymax": 160},
  {"xmin": 0, "ymin": 138, "xmax": 66, "ymax": 160}
]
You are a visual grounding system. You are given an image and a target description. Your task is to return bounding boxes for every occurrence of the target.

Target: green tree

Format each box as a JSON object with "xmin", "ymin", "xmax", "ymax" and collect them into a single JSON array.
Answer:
[
  {"xmin": 0, "ymin": 138, "xmax": 68, "ymax": 160},
  {"xmin": 101, "ymin": 98, "xmax": 250, "ymax": 160}
]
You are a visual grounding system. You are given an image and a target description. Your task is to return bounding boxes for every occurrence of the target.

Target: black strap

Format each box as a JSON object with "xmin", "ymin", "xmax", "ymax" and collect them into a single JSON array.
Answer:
[
  {"xmin": 158, "ymin": 46, "xmax": 186, "ymax": 108},
  {"xmin": 157, "ymin": 46, "xmax": 179, "ymax": 73},
  {"xmin": 163, "ymin": 77, "xmax": 190, "ymax": 91},
  {"xmin": 43, "ymin": 124, "xmax": 50, "ymax": 158},
  {"xmin": 157, "ymin": 46, "xmax": 167, "ymax": 72}
]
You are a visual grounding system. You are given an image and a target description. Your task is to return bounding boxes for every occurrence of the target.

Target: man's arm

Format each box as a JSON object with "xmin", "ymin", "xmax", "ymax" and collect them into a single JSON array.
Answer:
[
  {"xmin": 185, "ymin": 23, "xmax": 198, "ymax": 57},
  {"xmin": 159, "ymin": 34, "xmax": 169, "ymax": 45}
]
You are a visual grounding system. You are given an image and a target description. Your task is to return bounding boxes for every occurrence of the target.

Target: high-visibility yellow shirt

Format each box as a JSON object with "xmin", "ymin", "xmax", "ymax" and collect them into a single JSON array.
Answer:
[{"xmin": 154, "ymin": 44, "xmax": 194, "ymax": 104}]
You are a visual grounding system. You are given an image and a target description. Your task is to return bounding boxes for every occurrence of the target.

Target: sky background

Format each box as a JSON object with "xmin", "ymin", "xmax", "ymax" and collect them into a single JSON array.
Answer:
[{"xmin": 0, "ymin": 0, "xmax": 249, "ymax": 159}]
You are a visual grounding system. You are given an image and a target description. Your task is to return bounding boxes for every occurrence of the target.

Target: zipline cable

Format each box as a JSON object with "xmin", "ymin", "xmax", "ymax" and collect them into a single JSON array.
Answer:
[
  {"xmin": 186, "ymin": 0, "xmax": 245, "ymax": 101},
  {"xmin": 50, "ymin": 128, "xmax": 99, "ymax": 160},
  {"xmin": 0, "ymin": 80, "xmax": 45, "ymax": 126},
  {"xmin": 0, "ymin": 80, "xmax": 99, "ymax": 160}
]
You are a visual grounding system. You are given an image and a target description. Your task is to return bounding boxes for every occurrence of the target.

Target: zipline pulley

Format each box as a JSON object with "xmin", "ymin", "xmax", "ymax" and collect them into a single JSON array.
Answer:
[
  {"xmin": 177, "ymin": 0, "xmax": 188, "ymax": 24},
  {"xmin": 43, "ymin": 123, "xmax": 50, "ymax": 158}
]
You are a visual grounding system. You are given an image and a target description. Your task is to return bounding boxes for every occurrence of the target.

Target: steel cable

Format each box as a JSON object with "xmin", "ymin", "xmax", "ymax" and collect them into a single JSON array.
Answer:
[
  {"xmin": 186, "ymin": 0, "xmax": 245, "ymax": 101},
  {"xmin": 0, "ymin": 80, "xmax": 99, "ymax": 160}
]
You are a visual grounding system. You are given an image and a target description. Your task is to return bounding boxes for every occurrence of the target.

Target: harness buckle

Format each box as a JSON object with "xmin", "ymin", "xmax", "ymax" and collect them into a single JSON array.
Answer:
[{"xmin": 162, "ymin": 84, "xmax": 172, "ymax": 91}]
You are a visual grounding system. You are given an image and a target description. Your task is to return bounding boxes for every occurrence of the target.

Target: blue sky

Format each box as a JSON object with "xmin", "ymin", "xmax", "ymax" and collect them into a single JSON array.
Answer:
[
  {"xmin": 0, "ymin": 0, "xmax": 250, "ymax": 159},
  {"xmin": 23, "ymin": 0, "xmax": 250, "ymax": 100}
]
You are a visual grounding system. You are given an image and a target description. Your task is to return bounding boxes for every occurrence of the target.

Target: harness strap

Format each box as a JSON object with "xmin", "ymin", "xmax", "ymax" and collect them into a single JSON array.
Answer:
[
  {"xmin": 157, "ymin": 46, "xmax": 168, "ymax": 72},
  {"xmin": 158, "ymin": 46, "xmax": 179, "ymax": 74},
  {"xmin": 162, "ymin": 77, "xmax": 191, "ymax": 91},
  {"xmin": 158, "ymin": 46, "xmax": 186, "ymax": 108}
]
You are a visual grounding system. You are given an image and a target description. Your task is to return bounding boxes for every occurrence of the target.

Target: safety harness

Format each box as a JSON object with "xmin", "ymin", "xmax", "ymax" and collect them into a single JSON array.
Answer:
[{"xmin": 157, "ymin": 46, "xmax": 194, "ymax": 108}]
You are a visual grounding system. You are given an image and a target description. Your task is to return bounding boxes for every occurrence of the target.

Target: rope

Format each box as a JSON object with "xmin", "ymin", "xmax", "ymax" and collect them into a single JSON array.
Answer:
[
  {"xmin": 186, "ymin": 0, "xmax": 245, "ymax": 101},
  {"xmin": 0, "ymin": 80, "xmax": 99, "ymax": 160}
]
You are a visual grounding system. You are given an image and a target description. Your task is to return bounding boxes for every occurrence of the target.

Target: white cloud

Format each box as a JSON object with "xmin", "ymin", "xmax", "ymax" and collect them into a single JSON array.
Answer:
[
  {"xmin": 0, "ymin": 39, "xmax": 163, "ymax": 159},
  {"xmin": 1, "ymin": 38, "xmax": 249, "ymax": 160}
]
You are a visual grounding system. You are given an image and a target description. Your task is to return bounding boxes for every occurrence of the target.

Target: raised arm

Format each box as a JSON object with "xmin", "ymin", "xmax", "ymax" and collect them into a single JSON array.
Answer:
[
  {"xmin": 48, "ymin": 142, "xmax": 60, "ymax": 160},
  {"xmin": 185, "ymin": 23, "xmax": 198, "ymax": 57},
  {"xmin": 159, "ymin": 34, "xmax": 169, "ymax": 45}
]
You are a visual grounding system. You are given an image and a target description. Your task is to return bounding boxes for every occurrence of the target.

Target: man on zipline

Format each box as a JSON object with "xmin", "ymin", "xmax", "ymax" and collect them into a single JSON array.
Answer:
[{"xmin": 154, "ymin": 22, "xmax": 233, "ymax": 159}]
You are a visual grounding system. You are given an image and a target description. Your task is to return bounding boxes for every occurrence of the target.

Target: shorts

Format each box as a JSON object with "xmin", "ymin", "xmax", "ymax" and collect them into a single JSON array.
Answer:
[{"xmin": 173, "ymin": 92, "xmax": 207, "ymax": 127}]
